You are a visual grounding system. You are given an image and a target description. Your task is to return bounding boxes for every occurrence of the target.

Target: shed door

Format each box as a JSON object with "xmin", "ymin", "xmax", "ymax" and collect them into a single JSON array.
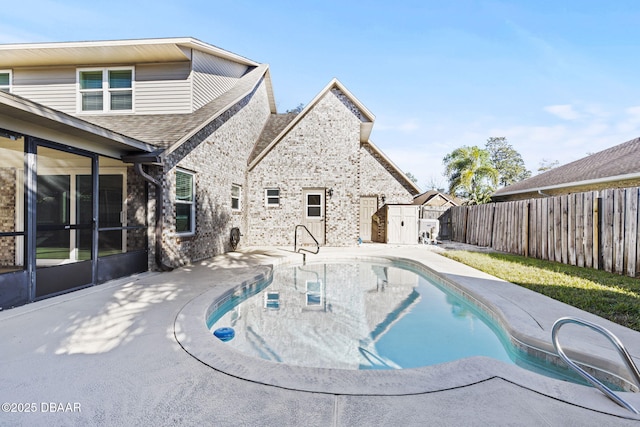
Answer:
[
  {"xmin": 302, "ymin": 189, "xmax": 325, "ymax": 245},
  {"xmin": 387, "ymin": 206, "xmax": 418, "ymax": 244},
  {"xmin": 359, "ymin": 197, "xmax": 377, "ymax": 242}
]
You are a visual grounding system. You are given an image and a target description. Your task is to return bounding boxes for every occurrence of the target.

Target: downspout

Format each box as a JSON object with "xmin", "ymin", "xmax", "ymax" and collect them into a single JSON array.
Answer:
[
  {"xmin": 538, "ymin": 189, "xmax": 551, "ymax": 197},
  {"xmin": 134, "ymin": 163, "xmax": 174, "ymax": 272}
]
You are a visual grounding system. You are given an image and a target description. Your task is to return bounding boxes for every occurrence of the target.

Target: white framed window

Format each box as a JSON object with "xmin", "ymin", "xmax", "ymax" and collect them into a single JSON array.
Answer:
[
  {"xmin": 305, "ymin": 192, "xmax": 323, "ymax": 218},
  {"xmin": 175, "ymin": 169, "xmax": 195, "ymax": 235},
  {"xmin": 0, "ymin": 70, "xmax": 12, "ymax": 92},
  {"xmin": 231, "ymin": 184, "xmax": 241, "ymax": 211},
  {"xmin": 77, "ymin": 67, "xmax": 134, "ymax": 113},
  {"xmin": 265, "ymin": 188, "xmax": 280, "ymax": 207}
]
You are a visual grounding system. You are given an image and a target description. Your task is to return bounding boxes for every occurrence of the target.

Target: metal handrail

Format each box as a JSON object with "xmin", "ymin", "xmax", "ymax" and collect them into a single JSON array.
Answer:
[
  {"xmin": 551, "ymin": 316, "xmax": 640, "ymax": 414},
  {"xmin": 294, "ymin": 225, "xmax": 320, "ymax": 256}
]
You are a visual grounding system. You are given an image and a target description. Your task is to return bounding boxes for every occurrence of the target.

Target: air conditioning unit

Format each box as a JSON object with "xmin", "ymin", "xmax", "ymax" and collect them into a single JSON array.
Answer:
[{"xmin": 418, "ymin": 219, "xmax": 439, "ymax": 244}]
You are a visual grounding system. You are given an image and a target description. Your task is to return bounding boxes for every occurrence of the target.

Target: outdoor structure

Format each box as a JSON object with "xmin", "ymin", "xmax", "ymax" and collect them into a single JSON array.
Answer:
[
  {"xmin": 0, "ymin": 37, "xmax": 419, "ymax": 309},
  {"xmin": 412, "ymin": 190, "xmax": 462, "ymax": 241},
  {"xmin": 492, "ymin": 137, "xmax": 640, "ymax": 202}
]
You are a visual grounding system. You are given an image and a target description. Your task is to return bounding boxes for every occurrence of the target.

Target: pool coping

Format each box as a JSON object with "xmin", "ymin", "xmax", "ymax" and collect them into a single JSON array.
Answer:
[{"xmin": 173, "ymin": 246, "xmax": 640, "ymax": 419}]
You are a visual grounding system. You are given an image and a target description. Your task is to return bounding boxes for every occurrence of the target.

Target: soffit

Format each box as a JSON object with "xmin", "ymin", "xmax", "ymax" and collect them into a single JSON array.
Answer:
[{"xmin": 0, "ymin": 38, "xmax": 259, "ymax": 68}]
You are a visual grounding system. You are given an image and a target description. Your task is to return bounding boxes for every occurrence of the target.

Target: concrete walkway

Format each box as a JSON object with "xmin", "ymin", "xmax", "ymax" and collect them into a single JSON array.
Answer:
[{"xmin": 1, "ymin": 245, "xmax": 639, "ymax": 426}]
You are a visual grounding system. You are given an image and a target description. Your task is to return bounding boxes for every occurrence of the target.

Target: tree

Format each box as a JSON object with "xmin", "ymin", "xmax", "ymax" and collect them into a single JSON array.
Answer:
[
  {"xmin": 443, "ymin": 145, "xmax": 498, "ymax": 204},
  {"xmin": 424, "ymin": 174, "xmax": 447, "ymax": 192},
  {"xmin": 485, "ymin": 137, "xmax": 531, "ymax": 186},
  {"xmin": 537, "ymin": 158, "xmax": 559, "ymax": 173},
  {"xmin": 405, "ymin": 171, "xmax": 418, "ymax": 184},
  {"xmin": 285, "ymin": 103, "xmax": 304, "ymax": 114}
]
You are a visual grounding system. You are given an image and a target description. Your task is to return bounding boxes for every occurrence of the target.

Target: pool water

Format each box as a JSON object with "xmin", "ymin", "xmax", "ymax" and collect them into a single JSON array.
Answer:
[{"xmin": 206, "ymin": 260, "xmax": 608, "ymax": 385}]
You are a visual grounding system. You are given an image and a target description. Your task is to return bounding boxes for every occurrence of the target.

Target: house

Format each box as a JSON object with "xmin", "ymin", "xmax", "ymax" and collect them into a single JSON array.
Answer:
[
  {"xmin": 0, "ymin": 37, "xmax": 419, "ymax": 309},
  {"xmin": 412, "ymin": 190, "xmax": 463, "ymax": 242},
  {"xmin": 492, "ymin": 137, "xmax": 640, "ymax": 202},
  {"xmin": 412, "ymin": 190, "xmax": 462, "ymax": 219}
]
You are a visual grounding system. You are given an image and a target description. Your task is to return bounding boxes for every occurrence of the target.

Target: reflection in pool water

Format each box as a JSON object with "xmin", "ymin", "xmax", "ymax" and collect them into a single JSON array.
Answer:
[{"xmin": 209, "ymin": 261, "xmax": 515, "ymax": 370}]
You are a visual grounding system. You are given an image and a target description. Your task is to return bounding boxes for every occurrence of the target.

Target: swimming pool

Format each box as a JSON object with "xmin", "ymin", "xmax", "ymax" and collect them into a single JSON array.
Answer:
[{"xmin": 205, "ymin": 259, "xmax": 607, "ymax": 386}]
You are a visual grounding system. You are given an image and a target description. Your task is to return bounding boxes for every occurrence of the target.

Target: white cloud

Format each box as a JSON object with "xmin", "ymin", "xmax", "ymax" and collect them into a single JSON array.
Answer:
[
  {"xmin": 544, "ymin": 104, "xmax": 582, "ymax": 120},
  {"xmin": 374, "ymin": 102, "xmax": 640, "ymax": 190}
]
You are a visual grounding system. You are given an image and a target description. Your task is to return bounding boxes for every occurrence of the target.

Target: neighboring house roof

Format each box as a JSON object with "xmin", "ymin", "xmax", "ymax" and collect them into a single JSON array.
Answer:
[
  {"xmin": 493, "ymin": 137, "xmax": 640, "ymax": 198},
  {"xmin": 0, "ymin": 37, "xmax": 259, "ymax": 68},
  {"xmin": 412, "ymin": 190, "xmax": 462, "ymax": 206},
  {"xmin": 82, "ymin": 64, "xmax": 273, "ymax": 153},
  {"xmin": 0, "ymin": 90, "xmax": 154, "ymax": 157}
]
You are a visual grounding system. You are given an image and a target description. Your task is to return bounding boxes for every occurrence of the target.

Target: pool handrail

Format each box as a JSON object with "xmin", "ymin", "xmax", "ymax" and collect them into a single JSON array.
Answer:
[
  {"xmin": 294, "ymin": 224, "xmax": 320, "ymax": 257},
  {"xmin": 551, "ymin": 316, "xmax": 640, "ymax": 414}
]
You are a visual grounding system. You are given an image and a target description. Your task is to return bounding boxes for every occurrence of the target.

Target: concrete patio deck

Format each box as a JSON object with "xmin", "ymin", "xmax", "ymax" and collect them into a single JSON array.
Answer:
[{"xmin": 1, "ymin": 244, "xmax": 639, "ymax": 426}]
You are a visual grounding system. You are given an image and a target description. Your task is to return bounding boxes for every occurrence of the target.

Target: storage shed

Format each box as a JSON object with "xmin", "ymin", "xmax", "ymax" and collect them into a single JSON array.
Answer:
[{"xmin": 371, "ymin": 205, "xmax": 419, "ymax": 244}]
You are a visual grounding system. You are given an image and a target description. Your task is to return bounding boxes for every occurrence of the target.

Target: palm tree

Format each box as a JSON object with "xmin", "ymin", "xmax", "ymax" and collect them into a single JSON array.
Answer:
[{"xmin": 443, "ymin": 146, "xmax": 498, "ymax": 204}]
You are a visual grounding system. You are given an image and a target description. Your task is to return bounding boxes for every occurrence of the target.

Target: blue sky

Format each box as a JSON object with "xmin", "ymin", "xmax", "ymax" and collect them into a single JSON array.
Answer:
[{"xmin": 3, "ymin": 0, "xmax": 640, "ymax": 191}]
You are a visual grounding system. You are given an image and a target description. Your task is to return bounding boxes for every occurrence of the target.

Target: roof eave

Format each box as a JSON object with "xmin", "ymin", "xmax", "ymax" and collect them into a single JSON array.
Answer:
[
  {"xmin": 0, "ymin": 91, "xmax": 155, "ymax": 155},
  {"xmin": 164, "ymin": 64, "xmax": 270, "ymax": 156},
  {"xmin": 493, "ymin": 172, "xmax": 640, "ymax": 198},
  {"xmin": 0, "ymin": 37, "xmax": 259, "ymax": 68},
  {"xmin": 366, "ymin": 140, "xmax": 421, "ymax": 195}
]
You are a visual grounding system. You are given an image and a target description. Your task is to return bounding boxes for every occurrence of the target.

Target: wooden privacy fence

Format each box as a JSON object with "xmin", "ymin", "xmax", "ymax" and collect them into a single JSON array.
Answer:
[{"xmin": 443, "ymin": 187, "xmax": 640, "ymax": 277}]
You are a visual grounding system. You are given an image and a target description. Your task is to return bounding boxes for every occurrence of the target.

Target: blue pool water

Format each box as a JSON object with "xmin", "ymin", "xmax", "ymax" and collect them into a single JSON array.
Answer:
[{"xmin": 206, "ymin": 260, "xmax": 605, "ymax": 385}]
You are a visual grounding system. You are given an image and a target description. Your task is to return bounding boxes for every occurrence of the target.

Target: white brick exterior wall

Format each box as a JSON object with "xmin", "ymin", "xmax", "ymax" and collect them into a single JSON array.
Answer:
[
  {"xmin": 158, "ymin": 81, "xmax": 272, "ymax": 267},
  {"xmin": 246, "ymin": 88, "xmax": 414, "ymax": 247}
]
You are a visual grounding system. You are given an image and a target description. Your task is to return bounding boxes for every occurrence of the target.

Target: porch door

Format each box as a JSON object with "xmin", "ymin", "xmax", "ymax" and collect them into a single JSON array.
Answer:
[
  {"xmin": 302, "ymin": 189, "xmax": 325, "ymax": 245},
  {"xmin": 35, "ymin": 146, "xmax": 95, "ymax": 298},
  {"xmin": 359, "ymin": 196, "xmax": 377, "ymax": 242}
]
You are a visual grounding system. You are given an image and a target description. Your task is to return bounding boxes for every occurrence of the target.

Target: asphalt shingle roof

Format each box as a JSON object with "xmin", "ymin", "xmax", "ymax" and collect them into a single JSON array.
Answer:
[
  {"xmin": 248, "ymin": 113, "xmax": 297, "ymax": 164},
  {"xmin": 82, "ymin": 64, "xmax": 267, "ymax": 150},
  {"xmin": 493, "ymin": 137, "xmax": 640, "ymax": 196}
]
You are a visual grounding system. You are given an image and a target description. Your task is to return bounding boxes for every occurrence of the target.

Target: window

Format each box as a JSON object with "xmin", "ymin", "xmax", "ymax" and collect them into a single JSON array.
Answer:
[
  {"xmin": 306, "ymin": 280, "xmax": 323, "ymax": 306},
  {"xmin": 231, "ymin": 184, "xmax": 241, "ymax": 211},
  {"xmin": 0, "ymin": 70, "xmax": 11, "ymax": 92},
  {"xmin": 78, "ymin": 67, "xmax": 133, "ymax": 112},
  {"xmin": 265, "ymin": 188, "xmax": 280, "ymax": 206},
  {"xmin": 306, "ymin": 193, "xmax": 322, "ymax": 218},
  {"xmin": 175, "ymin": 170, "xmax": 195, "ymax": 234}
]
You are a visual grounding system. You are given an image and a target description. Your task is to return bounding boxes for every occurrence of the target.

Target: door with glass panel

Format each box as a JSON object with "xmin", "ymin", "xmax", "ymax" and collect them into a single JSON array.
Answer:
[
  {"xmin": 301, "ymin": 189, "xmax": 325, "ymax": 245},
  {"xmin": 35, "ymin": 146, "xmax": 95, "ymax": 298}
]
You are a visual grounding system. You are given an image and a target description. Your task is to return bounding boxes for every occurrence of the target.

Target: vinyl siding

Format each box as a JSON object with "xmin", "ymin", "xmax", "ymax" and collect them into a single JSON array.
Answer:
[
  {"xmin": 12, "ymin": 62, "xmax": 192, "ymax": 115},
  {"xmin": 192, "ymin": 50, "xmax": 248, "ymax": 110},
  {"xmin": 12, "ymin": 67, "xmax": 77, "ymax": 114},
  {"xmin": 135, "ymin": 62, "xmax": 192, "ymax": 114}
]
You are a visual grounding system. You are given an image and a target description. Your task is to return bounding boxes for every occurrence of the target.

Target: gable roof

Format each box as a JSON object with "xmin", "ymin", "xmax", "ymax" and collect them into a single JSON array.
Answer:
[
  {"xmin": 363, "ymin": 140, "xmax": 421, "ymax": 195},
  {"xmin": 493, "ymin": 137, "xmax": 640, "ymax": 198},
  {"xmin": 82, "ymin": 64, "xmax": 273, "ymax": 154},
  {"xmin": 248, "ymin": 112, "xmax": 298, "ymax": 164},
  {"xmin": 412, "ymin": 190, "xmax": 462, "ymax": 206},
  {"xmin": 0, "ymin": 37, "xmax": 259, "ymax": 68},
  {"xmin": 248, "ymin": 78, "xmax": 374, "ymax": 170}
]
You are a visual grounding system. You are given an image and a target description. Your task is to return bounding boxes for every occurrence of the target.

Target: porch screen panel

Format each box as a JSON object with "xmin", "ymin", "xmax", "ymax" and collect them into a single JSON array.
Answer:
[
  {"xmin": 0, "ymin": 133, "xmax": 25, "ymax": 271},
  {"xmin": 36, "ymin": 146, "xmax": 92, "ymax": 264}
]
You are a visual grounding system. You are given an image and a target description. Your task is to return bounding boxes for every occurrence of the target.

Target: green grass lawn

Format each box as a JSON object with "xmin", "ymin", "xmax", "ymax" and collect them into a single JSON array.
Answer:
[{"xmin": 439, "ymin": 250, "xmax": 640, "ymax": 332}]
